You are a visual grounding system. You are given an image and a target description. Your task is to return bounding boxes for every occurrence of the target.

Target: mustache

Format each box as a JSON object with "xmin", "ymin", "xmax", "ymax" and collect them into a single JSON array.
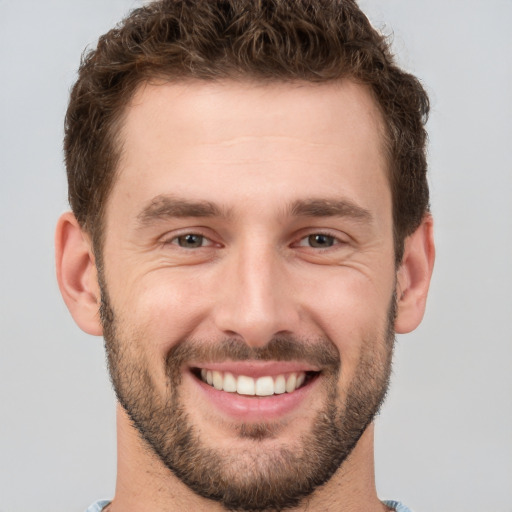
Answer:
[{"xmin": 166, "ymin": 335, "xmax": 340, "ymax": 375}]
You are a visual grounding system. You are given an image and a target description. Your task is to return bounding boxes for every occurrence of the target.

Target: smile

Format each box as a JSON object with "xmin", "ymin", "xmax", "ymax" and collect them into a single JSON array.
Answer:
[
  {"xmin": 196, "ymin": 369, "xmax": 315, "ymax": 396},
  {"xmin": 188, "ymin": 362, "xmax": 322, "ymax": 420},
  {"xmin": 193, "ymin": 368, "xmax": 318, "ymax": 396}
]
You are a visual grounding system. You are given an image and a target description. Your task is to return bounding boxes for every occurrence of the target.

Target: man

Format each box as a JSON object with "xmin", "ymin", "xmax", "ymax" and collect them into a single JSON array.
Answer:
[{"xmin": 55, "ymin": 0, "xmax": 435, "ymax": 511}]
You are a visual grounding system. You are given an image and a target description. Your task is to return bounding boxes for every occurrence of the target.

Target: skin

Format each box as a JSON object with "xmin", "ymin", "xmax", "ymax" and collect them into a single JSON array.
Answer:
[{"xmin": 56, "ymin": 80, "xmax": 435, "ymax": 511}]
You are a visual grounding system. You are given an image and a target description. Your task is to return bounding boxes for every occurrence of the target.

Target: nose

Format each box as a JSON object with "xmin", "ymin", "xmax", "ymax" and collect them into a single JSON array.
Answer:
[{"xmin": 212, "ymin": 240, "xmax": 301, "ymax": 348}]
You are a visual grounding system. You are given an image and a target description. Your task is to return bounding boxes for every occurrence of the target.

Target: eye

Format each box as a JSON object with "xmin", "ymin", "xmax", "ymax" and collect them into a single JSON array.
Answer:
[
  {"xmin": 172, "ymin": 233, "xmax": 209, "ymax": 249},
  {"xmin": 297, "ymin": 233, "xmax": 338, "ymax": 249},
  {"xmin": 307, "ymin": 234, "xmax": 336, "ymax": 248}
]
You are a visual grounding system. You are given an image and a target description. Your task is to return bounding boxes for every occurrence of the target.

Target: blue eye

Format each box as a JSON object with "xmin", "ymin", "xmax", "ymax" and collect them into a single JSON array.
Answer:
[{"xmin": 175, "ymin": 234, "xmax": 205, "ymax": 248}]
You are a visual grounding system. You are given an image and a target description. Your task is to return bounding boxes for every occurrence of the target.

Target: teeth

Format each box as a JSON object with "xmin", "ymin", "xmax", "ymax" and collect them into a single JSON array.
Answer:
[
  {"xmin": 255, "ymin": 376, "xmax": 274, "ymax": 396},
  {"xmin": 199, "ymin": 369, "xmax": 308, "ymax": 396},
  {"xmin": 274, "ymin": 375, "xmax": 286, "ymax": 394},
  {"xmin": 285, "ymin": 373, "xmax": 297, "ymax": 393},
  {"xmin": 237, "ymin": 375, "xmax": 255, "ymax": 395},
  {"xmin": 223, "ymin": 372, "xmax": 237, "ymax": 392},
  {"xmin": 212, "ymin": 371, "xmax": 223, "ymax": 390}
]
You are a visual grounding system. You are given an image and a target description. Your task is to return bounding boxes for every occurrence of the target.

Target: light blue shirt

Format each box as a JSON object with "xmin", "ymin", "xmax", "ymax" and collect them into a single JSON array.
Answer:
[
  {"xmin": 384, "ymin": 500, "xmax": 414, "ymax": 512},
  {"xmin": 85, "ymin": 499, "xmax": 413, "ymax": 511},
  {"xmin": 85, "ymin": 501, "xmax": 110, "ymax": 512}
]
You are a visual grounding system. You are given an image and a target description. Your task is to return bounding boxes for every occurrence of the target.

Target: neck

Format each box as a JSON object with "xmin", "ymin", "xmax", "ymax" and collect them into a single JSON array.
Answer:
[{"xmin": 109, "ymin": 404, "xmax": 387, "ymax": 512}]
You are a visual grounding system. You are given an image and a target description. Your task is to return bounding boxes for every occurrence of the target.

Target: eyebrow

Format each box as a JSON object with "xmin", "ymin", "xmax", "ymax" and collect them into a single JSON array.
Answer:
[
  {"xmin": 289, "ymin": 198, "xmax": 372, "ymax": 223},
  {"xmin": 137, "ymin": 195, "xmax": 231, "ymax": 226},
  {"xmin": 136, "ymin": 195, "xmax": 372, "ymax": 227}
]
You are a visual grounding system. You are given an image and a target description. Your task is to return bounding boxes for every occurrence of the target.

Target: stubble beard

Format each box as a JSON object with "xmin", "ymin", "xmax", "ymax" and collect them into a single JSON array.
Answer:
[{"xmin": 99, "ymin": 277, "xmax": 395, "ymax": 512}]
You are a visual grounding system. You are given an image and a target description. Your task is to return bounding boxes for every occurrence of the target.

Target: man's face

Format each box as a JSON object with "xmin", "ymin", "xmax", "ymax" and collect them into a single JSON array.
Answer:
[{"xmin": 100, "ymin": 80, "xmax": 397, "ymax": 510}]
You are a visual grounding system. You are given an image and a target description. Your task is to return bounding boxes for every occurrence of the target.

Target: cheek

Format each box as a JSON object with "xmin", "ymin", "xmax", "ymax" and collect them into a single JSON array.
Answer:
[
  {"xmin": 107, "ymin": 273, "xmax": 209, "ymax": 398},
  {"xmin": 114, "ymin": 269, "xmax": 214, "ymax": 352},
  {"xmin": 137, "ymin": 289, "xmax": 194, "ymax": 336},
  {"xmin": 107, "ymin": 252, "xmax": 395, "ymax": 383},
  {"xmin": 299, "ymin": 268, "xmax": 394, "ymax": 378}
]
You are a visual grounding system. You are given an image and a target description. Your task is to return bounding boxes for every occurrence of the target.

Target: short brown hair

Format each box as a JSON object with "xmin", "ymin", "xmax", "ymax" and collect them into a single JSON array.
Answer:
[{"xmin": 64, "ymin": 0, "xmax": 430, "ymax": 262}]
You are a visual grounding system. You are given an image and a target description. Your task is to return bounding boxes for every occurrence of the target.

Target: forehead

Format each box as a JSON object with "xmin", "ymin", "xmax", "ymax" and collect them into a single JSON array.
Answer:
[
  {"xmin": 107, "ymin": 79, "xmax": 389, "ymax": 224},
  {"xmin": 122, "ymin": 79, "xmax": 387, "ymax": 155}
]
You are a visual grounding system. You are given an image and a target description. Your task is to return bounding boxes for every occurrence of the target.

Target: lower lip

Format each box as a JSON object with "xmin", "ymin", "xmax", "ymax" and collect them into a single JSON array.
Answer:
[{"xmin": 189, "ymin": 373, "xmax": 319, "ymax": 422}]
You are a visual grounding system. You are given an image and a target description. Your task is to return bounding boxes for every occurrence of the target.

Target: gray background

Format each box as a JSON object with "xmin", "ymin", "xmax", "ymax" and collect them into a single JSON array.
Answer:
[{"xmin": 1, "ymin": 1, "xmax": 511, "ymax": 511}]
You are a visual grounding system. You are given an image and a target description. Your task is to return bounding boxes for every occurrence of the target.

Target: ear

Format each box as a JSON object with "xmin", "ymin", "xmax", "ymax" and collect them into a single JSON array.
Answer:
[
  {"xmin": 395, "ymin": 214, "xmax": 435, "ymax": 334},
  {"xmin": 55, "ymin": 212, "xmax": 103, "ymax": 336}
]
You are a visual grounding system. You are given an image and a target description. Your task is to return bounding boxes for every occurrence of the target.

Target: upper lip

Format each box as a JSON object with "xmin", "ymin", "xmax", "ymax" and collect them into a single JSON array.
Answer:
[{"xmin": 189, "ymin": 361, "xmax": 321, "ymax": 378}]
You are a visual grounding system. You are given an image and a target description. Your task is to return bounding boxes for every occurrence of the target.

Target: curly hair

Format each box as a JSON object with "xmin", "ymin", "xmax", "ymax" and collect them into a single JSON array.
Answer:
[{"xmin": 64, "ymin": 0, "xmax": 429, "ymax": 263}]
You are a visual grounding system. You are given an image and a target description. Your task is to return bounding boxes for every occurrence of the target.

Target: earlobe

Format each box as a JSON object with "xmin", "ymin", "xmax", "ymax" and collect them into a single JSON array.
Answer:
[
  {"xmin": 55, "ymin": 212, "xmax": 103, "ymax": 336},
  {"xmin": 395, "ymin": 214, "xmax": 435, "ymax": 334}
]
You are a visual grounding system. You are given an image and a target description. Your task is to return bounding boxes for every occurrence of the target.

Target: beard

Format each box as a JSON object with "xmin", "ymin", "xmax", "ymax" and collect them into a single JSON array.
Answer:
[{"xmin": 100, "ymin": 278, "xmax": 395, "ymax": 512}]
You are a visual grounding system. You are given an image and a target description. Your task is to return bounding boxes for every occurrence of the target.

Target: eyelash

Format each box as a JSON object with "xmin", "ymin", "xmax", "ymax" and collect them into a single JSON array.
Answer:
[{"xmin": 163, "ymin": 231, "xmax": 346, "ymax": 250}]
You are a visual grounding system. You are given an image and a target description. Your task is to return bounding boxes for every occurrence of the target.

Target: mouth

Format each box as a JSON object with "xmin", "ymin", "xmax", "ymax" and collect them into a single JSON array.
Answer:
[
  {"xmin": 187, "ymin": 361, "xmax": 323, "ymax": 421},
  {"xmin": 191, "ymin": 367, "xmax": 319, "ymax": 397}
]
